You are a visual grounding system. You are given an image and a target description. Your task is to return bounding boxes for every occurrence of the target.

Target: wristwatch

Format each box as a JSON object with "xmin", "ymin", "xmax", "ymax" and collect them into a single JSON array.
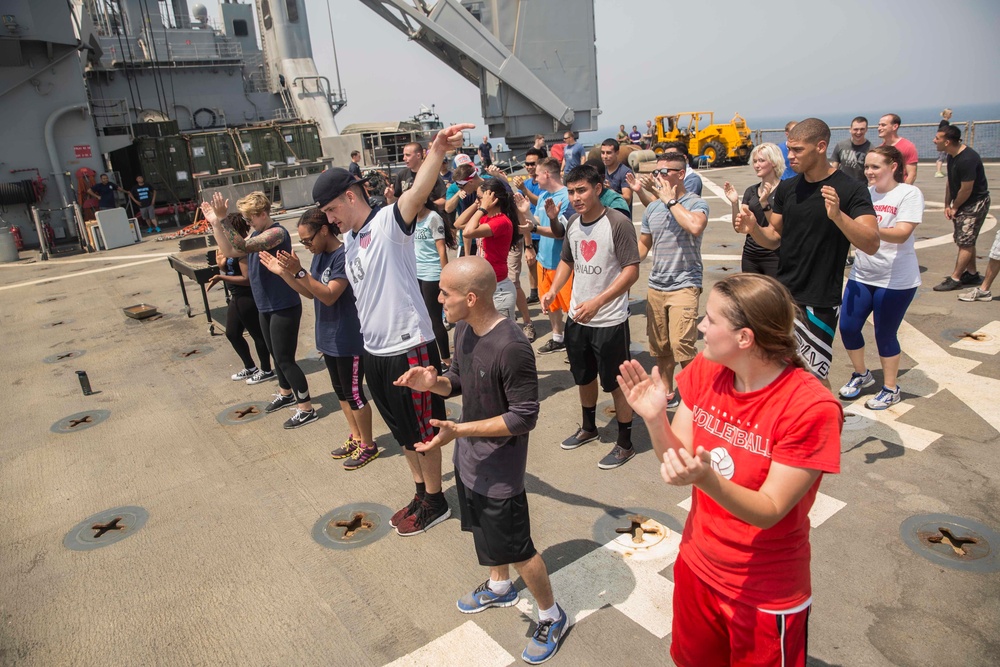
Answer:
[
  {"xmin": 761, "ymin": 203, "xmax": 772, "ymax": 212},
  {"xmin": 665, "ymin": 198, "xmax": 679, "ymax": 208},
  {"xmin": 294, "ymin": 269, "xmax": 307, "ymax": 280},
  {"xmin": 476, "ymin": 207, "xmax": 487, "ymax": 215}
]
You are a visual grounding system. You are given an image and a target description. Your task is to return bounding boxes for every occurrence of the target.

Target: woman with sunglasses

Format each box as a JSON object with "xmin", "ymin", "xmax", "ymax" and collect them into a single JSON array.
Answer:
[
  {"xmin": 204, "ymin": 191, "xmax": 316, "ymax": 429},
  {"xmin": 619, "ymin": 273, "xmax": 841, "ymax": 667},
  {"xmin": 724, "ymin": 143, "xmax": 784, "ymax": 277},
  {"xmin": 206, "ymin": 213, "xmax": 274, "ymax": 386},
  {"xmin": 837, "ymin": 145, "xmax": 924, "ymax": 410},
  {"xmin": 260, "ymin": 210, "xmax": 378, "ymax": 469},
  {"xmin": 455, "ymin": 178, "xmax": 519, "ymax": 321}
]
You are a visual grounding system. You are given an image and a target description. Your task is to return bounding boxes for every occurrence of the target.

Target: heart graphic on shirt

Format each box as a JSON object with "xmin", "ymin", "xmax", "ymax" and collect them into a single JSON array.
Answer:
[{"xmin": 580, "ymin": 239, "xmax": 597, "ymax": 262}]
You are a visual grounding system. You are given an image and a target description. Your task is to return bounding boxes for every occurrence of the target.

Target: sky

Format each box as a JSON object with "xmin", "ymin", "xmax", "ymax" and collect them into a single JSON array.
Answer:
[{"xmin": 200, "ymin": 0, "xmax": 1000, "ymax": 132}]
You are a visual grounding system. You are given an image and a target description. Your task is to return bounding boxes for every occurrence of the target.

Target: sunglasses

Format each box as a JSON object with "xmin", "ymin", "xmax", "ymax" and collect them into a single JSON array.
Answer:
[
  {"xmin": 652, "ymin": 168, "xmax": 684, "ymax": 176},
  {"xmin": 524, "ymin": 162, "xmax": 538, "ymax": 167}
]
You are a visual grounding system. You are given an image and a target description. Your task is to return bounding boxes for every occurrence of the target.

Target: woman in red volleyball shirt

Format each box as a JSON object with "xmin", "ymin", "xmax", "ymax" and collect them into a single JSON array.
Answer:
[{"xmin": 619, "ymin": 273, "xmax": 842, "ymax": 666}]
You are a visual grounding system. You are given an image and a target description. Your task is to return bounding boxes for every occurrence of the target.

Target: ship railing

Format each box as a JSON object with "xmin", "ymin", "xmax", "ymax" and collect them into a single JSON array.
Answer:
[
  {"xmin": 90, "ymin": 99, "xmax": 132, "ymax": 129},
  {"xmin": 753, "ymin": 120, "xmax": 1000, "ymax": 160},
  {"xmin": 165, "ymin": 41, "xmax": 243, "ymax": 62},
  {"xmin": 272, "ymin": 109, "xmax": 300, "ymax": 121}
]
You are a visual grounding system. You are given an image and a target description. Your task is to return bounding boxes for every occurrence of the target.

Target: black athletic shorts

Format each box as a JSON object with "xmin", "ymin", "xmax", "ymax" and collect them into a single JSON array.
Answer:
[
  {"xmin": 456, "ymin": 471, "xmax": 536, "ymax": 567},
  {"xmin": 364, "ymin": 343, "xmax": 445, "ymax": 450},
  {"xmin": 323, "ymin": 353, "xmax": 367, "ymax": 410},
  {"xmin": 565, "ymin": 318, "xmax": 631, "ymax": 393}
]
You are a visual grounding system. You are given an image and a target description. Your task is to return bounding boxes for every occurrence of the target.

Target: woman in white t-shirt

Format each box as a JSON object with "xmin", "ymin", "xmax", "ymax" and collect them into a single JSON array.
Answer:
[
  {"xmin": 413, "ymin": 198, "xmax": 454, "ymax": 367},
  {"xmin": 838, "ymin": 145, "xmax": 924, "ymax": 409}
]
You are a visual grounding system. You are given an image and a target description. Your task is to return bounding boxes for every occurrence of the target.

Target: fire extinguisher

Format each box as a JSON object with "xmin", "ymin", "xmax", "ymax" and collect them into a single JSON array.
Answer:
[
  {"xmin": 10, "ymin": 225, "xmax": 24, "ymax": 251},
  {"xmin": 43, "ymin": 222, "xmax": 56, "ymax": 247}
]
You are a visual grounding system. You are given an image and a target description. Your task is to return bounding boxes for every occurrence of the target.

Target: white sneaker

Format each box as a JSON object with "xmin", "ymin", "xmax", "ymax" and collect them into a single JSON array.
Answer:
[
  {"xmin": 866, "ymin": 386, "xmax": 901, "ymax": 410},
  {"xmin": 231, "ymin": 367, "xmax": 257, "ymax": 381},
  {"xmin": 958, "ymin": 287, "xmax": 993, "ymax": 302},
  {"xmin": 839, "ymin": 370, "xmax": 874, "ymax": 399}
]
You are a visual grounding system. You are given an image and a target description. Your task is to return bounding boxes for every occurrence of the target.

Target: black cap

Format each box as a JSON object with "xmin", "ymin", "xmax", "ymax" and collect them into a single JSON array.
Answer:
[{"xmin": 312, "ymin": 168, "xmax": 362, "ymax": 208}]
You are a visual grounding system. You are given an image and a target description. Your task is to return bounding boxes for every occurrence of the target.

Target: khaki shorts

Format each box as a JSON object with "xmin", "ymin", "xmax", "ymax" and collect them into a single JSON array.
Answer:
[
  {"xmin": 646, "ymin": 286, "xmax": 700, "ymax": 363},
  {"xmin": 507, "ymin": 239, "xmax": 523, "ymax": 282},
  {"xmin": 953, "ymin": 196, "xmax": 990, "ymax": 247},
  {"xmin": 989, "ymin": 228, "xmax": 1000, "ymax": 261}
]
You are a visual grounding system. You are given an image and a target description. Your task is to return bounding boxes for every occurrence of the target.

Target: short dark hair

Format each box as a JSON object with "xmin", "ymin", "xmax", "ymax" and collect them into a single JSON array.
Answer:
[
  {"xmin": 941, "ymin": 124, "xmax": 962, "ymax": 143},
  {"xmin": 452, "ymin": 163, "xmax": 477, "ymax": 182},
  {"xmin": 660, "ymin": 141, "xmax": 689, "ymax": 157},
  {"xmin": 851, "ymin": 116, "xmax": 868, "ymax": 126},
  {"xmin": 403, "ymin": 141, "xmax": 423, "ymax": 154},
  {"xmin": 788, "ymin": 118, "xmax": 831, "ymax": 145},
  {"xmin": 563, "ymin": 131, "xmax": 577, "ymax": 140},
  {"xmin": 525, "ymin": 148, "xmax": 543, "ymax": 159},
  {"xmin": 565, "ymin": 164, "xmax": 603, "ymax": 188},
  {"xmin": 601, "ymin": 138, "xmax": 620, "ymax": 151},
  {"xmin": 884, "ymin": 114, "xmax": 902, "ymax": 126},
  {"xmin": 350, "ymin": 150, "xmax": 360, "ymax": 158},
  {"xmin": 584, "ymin": 157, "xmax": 606, "ymax": 173},
  {"xmin": 659, "ymin": 152, "xmax": 687, "ymax": 166}
]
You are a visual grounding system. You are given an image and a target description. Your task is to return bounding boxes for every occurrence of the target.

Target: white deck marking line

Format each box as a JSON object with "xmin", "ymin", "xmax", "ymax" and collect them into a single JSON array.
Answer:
[
  {"xmin": 515, "ymin": 529, "xmax": 682, "ymax": 639},
  {"xmin": 0, "ymin": 257, "xmax": 165, "ymax": 292},
  {"xmin": 949, "ymin": 320, "xmax": 1000, "ymax": 356},
  {"xmin": 0, "ymin": 252, "xmax": 174, "ymax": 267},
  {"xmin": 677, "ymin": 492, "xmax": 845, "ymax": 528},
  {"xmin": 384, "ymin": 620, "xmax": 515, "ymax": 667}
]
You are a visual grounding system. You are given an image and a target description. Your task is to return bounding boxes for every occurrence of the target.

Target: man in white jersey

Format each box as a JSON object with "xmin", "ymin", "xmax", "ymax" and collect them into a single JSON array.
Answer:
[
  {"xmin": 312, "ymin": 122, "xmax": 473, "ymax": 536},
  {"xmin": 541, "ymin": 164, "xmax": 641, "ymax": 470}
]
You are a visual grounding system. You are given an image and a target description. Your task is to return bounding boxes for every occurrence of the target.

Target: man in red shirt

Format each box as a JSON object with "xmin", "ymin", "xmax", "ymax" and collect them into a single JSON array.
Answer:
[{"xmin": 877, "ymin": 114, "xmax": 919, "ymax": 184}]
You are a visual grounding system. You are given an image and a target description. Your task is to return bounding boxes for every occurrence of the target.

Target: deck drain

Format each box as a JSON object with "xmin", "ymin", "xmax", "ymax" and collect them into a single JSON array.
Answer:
[
  {"xmin": 942, "ymin": 328, "xmax": 996, "ymax": 343},
  {"xmin": 216, "ymin": 401, "xmax": 269, "ymax": 426},
  {"xmin": 593, "ymin": 507, "xmax": 682, "ymax": 546},
  {"xmin": 711, "ymin": 265, "xmax": 735, "ymax": 273},
  {"xmin": 842, "ymin": 411, "xmax": 868, "ymax": 431},
  {"xmin": 63, "ymin": 506, "xmax": 149, "ymax": 551},
  {"xmin": 596, "ymin": 399, "xmax": 618, "ymax": 421},
  {"xmin": 900, "ymin": 514, "xmax": 999, "ymax": 573},
  {"xmin": 36, "ymin": 296, "xmax": 66, "ymax": 304},
  {"xmin": 43, "ymin": 350, "xmax": 85, "ymax": 364},
  {"xmin": 51, "ymin": 410, "xmax": 111, "ymax": 434},
  {"xmin": 444, "ymin": 400, "xmax": 463, "ymax": 421},
  {"xmin": 42, "ymin": 319, "xmax": 74, "ymax": 329},
  {"xmin": 312, "ymin": 503, "xmax": 392, "ymax": 550},
  {"xmin": 173, "ymin": 346, "xmax": 214, "ymax": 360}
]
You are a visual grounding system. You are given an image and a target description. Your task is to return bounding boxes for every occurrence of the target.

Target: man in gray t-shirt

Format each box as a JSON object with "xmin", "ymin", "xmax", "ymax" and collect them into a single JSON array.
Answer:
[
  {"xmin": 831, "ymin": 117, "xmax": 871, "ymax": 182},
  {"xmin": 638, "ymin": 152, "xmax": 710, "ymax": 409},
  {"xmin": 395, "ymin": 256, "xmax": 568, "ymax": 664}
]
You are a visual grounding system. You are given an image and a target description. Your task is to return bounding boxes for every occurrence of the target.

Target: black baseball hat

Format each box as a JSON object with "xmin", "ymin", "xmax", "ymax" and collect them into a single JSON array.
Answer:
[{"xmin": 313, "ymin": 168, "xmax": 365, "ymax": 208}]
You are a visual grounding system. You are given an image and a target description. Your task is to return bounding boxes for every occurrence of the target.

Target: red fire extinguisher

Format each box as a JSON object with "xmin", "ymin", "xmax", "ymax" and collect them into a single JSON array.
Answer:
[
  {"xmin": 9, "ymin": 225, "xmax": 24, "ymax": 251},
  {"xmin": 43, "ymin": 222, "xmax": 56, "ymax": 247}
]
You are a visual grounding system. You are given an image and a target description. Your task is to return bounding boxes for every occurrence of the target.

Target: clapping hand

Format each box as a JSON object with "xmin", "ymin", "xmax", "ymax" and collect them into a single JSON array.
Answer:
[
  {"xmin": 276, "ymin": 249, "xmax": 302, "ymax": 275},
  {"xmin": 513, "ymin": 191, "xmax": 531, "ymax": 215},
  {"xmin": 821, "ymin": 185, "xmax": 843, "ymax": 223},
  {"xmin": 394, "ymin": 365, "xmax": 439, "ymax": 392},
  {"xmin": 200, "ymin": 191, "xmax": 229, "ymax": 225},
  {"xmin": 617, "ymin": 360, "xmax": 670, "ymax": 420},
  {"xmin": 733, "ymin": 204, "xmax": 758, "ymax": 234},
  {"xmin": 660, "ymin": 446, "xmax": 713, "ymax": 487},
  {"xmin": 415, "ymin": 419, "xmax": 458, "ymax": 452},
  {"xmin": 258, "ymin": 250, "xmax": 285, "ymax": 276},
  {"xmin": 723, "ymin": 182, "xmax": 740, "ymax": 205},
  {"xmin": 543, "ymin": 197, "xmax": 559, "ymax": 221}
]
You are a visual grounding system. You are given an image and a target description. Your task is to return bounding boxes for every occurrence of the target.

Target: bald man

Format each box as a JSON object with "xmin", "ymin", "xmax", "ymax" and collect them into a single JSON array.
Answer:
[{"xmin": 394, "ymin": 256, "xmax": 567, "ymax": 664}]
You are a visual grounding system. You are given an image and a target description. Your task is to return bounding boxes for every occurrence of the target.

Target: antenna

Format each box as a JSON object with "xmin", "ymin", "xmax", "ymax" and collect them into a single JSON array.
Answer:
[{"xmin": 325, "ymin": 0, "xmax": 343, "ymax": 100}]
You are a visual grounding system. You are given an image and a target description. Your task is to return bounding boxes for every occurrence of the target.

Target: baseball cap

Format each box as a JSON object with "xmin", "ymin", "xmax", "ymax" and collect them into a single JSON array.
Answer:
[
  {"xmin": 312, "ymin": 168, "xmax": 364, "ymax": 208},
  {"xmin": 453, "ymin": 153, "xmax": 473, "ymax": 168}
]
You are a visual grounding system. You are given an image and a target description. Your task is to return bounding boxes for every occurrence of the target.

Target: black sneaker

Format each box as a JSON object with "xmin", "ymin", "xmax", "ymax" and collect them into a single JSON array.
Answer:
[
  {"xmin": 247, "ymin": 369, "xmax": 276, "ymax": 385},
  {"xmin": 537, "ymin": 339, "xmax": 566, "ymax": 355},
  {"xmin": 932, "ymin": 276, "xmax": 963, "ymax": 292},
  {"xmin": 667, "ymin": 390, "xmax": 681, "ymax": 410},
  {"xmin": 265, "ymin": 392, "xmax": 296, "ymax": 413},
  {"xmin": 561, "ymin": 427, "xmax": 599, "ymax": 450},
  {"xmin": 598, "ymin": 444, "xmax": 635, "ymax": 470},
  {"xmin": 526, "ymin": 292, "xmax": 540, "ymax": 305},
  {"xmin": 961, "ymin": 271, "xmax": 984, "ymax": 285},
  {"xmin": 283, "ymin": 408, "xmax": 318, "ymax": 429}
]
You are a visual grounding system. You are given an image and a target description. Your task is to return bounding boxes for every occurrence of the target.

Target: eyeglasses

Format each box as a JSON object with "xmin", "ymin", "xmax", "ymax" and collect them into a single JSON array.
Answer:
[
  {"xmin": 524, "ymin": 162, "xmax": 538, "ymax": 167},
  {"xmin": 299, "ymin": 233, "xmax": 316, "ymax": 248},
  {"xmin": 652, "ymin": 168, "xmax": 684, "ymax": 176}
]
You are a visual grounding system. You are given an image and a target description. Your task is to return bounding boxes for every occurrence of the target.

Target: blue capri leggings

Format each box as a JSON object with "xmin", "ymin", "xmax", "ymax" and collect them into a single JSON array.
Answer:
[{"xmin": 839, "ymin": 280, "xmax": 917, "ymax": 357}]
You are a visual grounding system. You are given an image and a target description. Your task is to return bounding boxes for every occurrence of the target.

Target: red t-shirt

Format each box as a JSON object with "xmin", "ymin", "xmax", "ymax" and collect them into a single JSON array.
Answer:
[
  {"xmin": 478, "ymin": 213, "xmax": 513, "ymax": 282},
  {"xmin": 884, "ymin": 137, "xmax": 919, "ymax": 165},
  {"xmin": 675, "ymin": 353, "xmax": 842, "ymax": 610}
]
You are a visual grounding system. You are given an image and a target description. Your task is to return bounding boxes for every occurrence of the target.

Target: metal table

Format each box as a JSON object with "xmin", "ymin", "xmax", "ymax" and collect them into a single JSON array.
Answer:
[{"xmin": 167, "ymin": 249, "xmax": 221, "ymax": 335}]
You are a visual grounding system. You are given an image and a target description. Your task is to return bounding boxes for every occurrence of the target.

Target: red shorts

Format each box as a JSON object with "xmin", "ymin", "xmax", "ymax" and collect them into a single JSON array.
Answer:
[{"xmin": 671, "ymin": 553, "xmax": 811, "ymax": 667}]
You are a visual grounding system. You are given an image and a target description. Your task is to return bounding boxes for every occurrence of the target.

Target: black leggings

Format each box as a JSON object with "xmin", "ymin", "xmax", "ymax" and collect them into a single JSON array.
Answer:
[
  {"xmin": 741, "ymin": 251, "xmax": 780, "ymax": 278},
  {"xmin": 225, "ymin": 293, "xmax": 271, "ymax": 372},
  {"xmin": 259, "ymin": 305, "xmax": 310, "ymax": 401},
  {"xmin": 418, "ymin": 278, "xmax": 450, "ymax": 361}
]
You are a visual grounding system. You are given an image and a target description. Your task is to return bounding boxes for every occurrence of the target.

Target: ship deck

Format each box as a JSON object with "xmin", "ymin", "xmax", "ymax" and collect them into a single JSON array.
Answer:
[{"xmin": 1, "ymin": 164, "xmax": 998, "ymax": 666}]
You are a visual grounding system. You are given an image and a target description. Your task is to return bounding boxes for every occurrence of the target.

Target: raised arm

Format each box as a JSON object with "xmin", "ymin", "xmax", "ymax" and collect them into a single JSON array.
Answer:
[{"xmin": 398, "ymin": 124, "xmax": 474, "ymax": 224}]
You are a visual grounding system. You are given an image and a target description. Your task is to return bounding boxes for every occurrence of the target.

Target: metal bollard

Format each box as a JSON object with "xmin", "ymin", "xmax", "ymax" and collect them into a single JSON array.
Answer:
[{"xmin": 76, "ymin": 371, "xmax": 93, "ymax": 396}]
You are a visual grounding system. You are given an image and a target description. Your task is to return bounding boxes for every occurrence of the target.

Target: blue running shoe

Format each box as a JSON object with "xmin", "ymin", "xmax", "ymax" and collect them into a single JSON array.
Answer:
[
  {"xmin": 456, "ymin": 580, "xmax": 519, "ymax": 614},
  {"xmin": 522, "ymin": 605, "xmax": 567, "ymax": 664}
]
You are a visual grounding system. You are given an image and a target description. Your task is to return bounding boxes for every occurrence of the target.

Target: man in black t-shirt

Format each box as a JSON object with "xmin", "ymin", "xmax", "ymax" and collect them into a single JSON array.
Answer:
[
  {"xmin": 387, "ymin": 142, "xmax": 446, "ymax": 208},
  {"xmin": 478, "ymin": 136, "xmax": 494, "ymax": 169},
  {"xmin": 395, "ymin": 256, "xmax": 567, "ymax": 664},
  {"xmin": 935, "ymin": 108, "xmax": 952, "ymax": 177},
  {"xmin": 348, "ymin": 150, "xmax": 363, "ymax": 179},
  {"xmin": 932, "ymin": 124, "xmax": 991, "ymax": 292},
  {"xmin": 735, "ymin": 118, "xmax": 878, "ymax": 383},
  {"xmin": 87, "ymin": 174, "xmax": 119, "ymax": 210}
]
